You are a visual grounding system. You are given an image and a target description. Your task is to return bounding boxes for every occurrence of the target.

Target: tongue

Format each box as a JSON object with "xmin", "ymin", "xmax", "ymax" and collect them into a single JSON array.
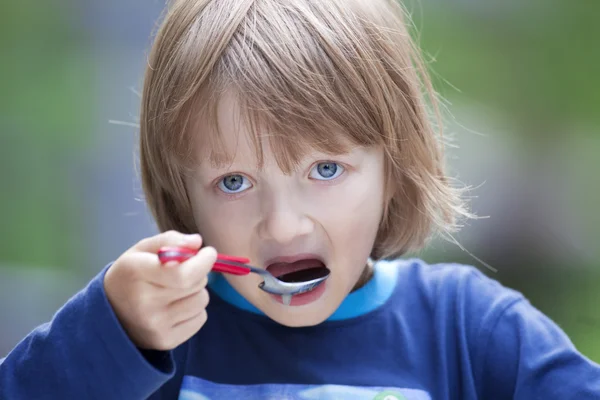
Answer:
[
  {"xmin": 277, "ymin": 267, "xmax": 330, "ymax": 283},
  {"xmin": 267, "ymin": 259, "xmax": 325, "ymax": 279}
]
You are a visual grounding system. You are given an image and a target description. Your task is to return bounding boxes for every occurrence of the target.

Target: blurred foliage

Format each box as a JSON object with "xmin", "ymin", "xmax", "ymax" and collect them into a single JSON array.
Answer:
[
  {"xmin": 412, "ymin": 0, "xmax": 600, "ymax": 132},
  {"xmin": 0, "ymin": 0, "xmax": 92, "ymax": 269}
]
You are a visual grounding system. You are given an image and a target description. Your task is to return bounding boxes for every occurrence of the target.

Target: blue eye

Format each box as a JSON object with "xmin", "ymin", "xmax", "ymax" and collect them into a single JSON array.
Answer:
[
  {"xmin": 309, "ymin": 162, "xmax": 344, "ymax": 180},
  {"xmin": 217, "ymin": 174, "xmax": 252, "ymax": 194}
]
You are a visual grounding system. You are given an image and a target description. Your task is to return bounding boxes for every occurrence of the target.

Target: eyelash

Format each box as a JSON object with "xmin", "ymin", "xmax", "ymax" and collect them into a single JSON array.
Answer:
[
  {"xmin": 214, "ymin": 161, "xmax": 347, "ymax": 197},
  {"xmin": 215, "ymin": 173, "xmax": 253, "ymax": 198}
]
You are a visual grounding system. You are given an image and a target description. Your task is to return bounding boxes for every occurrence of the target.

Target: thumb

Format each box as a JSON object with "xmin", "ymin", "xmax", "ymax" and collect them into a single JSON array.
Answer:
[{"xmin": 133, "ymin": 230, "xmax": 202, "ymax": 254}]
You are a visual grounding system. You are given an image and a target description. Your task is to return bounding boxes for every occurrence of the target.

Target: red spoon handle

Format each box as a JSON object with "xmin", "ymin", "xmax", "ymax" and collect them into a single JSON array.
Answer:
[
  {"xmin": 216, "ymin": 253, "xmax": 251, "ymax": 264},
  {"xmin": 213, "ymin": 262, "xmax": 251, "ymax": 275},
  {"xmin": 157, "ymin": 246, "xmax": 252, "ymax": 275}
]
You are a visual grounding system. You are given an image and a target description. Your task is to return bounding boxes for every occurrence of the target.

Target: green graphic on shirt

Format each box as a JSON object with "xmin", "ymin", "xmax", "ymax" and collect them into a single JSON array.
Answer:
[{"xmin": 373, "ymin": 391, "xmax": 407, "ymax": 400}]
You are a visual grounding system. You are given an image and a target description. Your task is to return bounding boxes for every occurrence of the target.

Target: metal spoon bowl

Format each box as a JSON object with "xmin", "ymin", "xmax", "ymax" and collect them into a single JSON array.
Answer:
[{"xmin": 256, "ymin": 267, "xmax": 330, "ymax": 295}]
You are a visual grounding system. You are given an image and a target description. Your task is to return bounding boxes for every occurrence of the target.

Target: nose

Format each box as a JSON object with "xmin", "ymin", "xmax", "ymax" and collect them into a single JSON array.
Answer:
[{"xmin": 257, "ymin": 191, "xmax": 314, "ymax": 244}]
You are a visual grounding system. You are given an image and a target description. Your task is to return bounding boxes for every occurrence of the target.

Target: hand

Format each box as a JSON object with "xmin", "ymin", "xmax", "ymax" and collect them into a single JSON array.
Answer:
[{"xmin": 104, "ymin": 230, "xmax": 217, "ymax": 350}]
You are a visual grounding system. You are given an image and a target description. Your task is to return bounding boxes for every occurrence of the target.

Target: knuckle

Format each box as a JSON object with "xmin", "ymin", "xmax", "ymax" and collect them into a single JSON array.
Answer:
[
  {"xmin": 164, "ymin": 230, "xmax": 179, "ymax": 240},
  {"xmin": 193, "ymin": 310, "xmax": 208, "ymax": 330},
  {"xmin": 119, "ymin": 253, "xmax": 145, "ymax": 279},
  {"xmin": 200, "ymin": 289, "xmax": 210, "ymax": 308},
  {"xmin": 174, "ymin": 272, "xmax": 191, "ymax": 289},
  {"xmin": 137, "ymin": 236, "xmax": 151, "ymax": 248},
  {"xmin": 198, "ymin": 310, "xmax": 208, "ymax": 325},
  {"xmin": 199, "ymin": 276, "xmax": 209, "ymax": 289},
  {"xmin": 180, "ymin": 269, "xmax": 204, "ymax": 290},
  {"xmin": 122, "ymin": 260, "xmax": 141, "ymax": 281},
  {"xmin": 199, "ymin": 246, "xmax": 218, "ymax": 263}
]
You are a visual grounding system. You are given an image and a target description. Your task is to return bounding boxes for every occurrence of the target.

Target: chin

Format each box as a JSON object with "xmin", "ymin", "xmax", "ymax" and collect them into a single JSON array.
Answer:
[{"xmin": 260, "ymin": 286, "xmax": 345, "ymax": 327}]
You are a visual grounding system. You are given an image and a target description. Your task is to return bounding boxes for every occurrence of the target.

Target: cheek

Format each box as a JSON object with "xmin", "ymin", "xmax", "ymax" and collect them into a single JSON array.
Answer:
[
  {"xmin": 190, "ymin": 195, "xmax": 258, "ymax": 252},
  {"xmin": 312, "ymin": 177, "xmax": 384, "ymax": 254},
  {"xmin": 329, "ymin": 201, "xmax": 382, "ymax": 251}
]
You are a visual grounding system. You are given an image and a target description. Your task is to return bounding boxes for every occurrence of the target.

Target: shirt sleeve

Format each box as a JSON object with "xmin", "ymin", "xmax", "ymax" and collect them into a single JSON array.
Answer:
[
  {"xmin": 0, "ymin": 264, "xmax": 177, "ymax": 400},
  {"xmin": 471, "ymin": 275, "xmax": 600, "ymax": 399}
]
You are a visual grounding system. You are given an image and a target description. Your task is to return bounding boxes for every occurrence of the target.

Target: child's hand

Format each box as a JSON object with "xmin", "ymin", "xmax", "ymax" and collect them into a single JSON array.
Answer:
[{"xmin": 104, "ymin": 231, "xmax": 217, "ymax": 350}]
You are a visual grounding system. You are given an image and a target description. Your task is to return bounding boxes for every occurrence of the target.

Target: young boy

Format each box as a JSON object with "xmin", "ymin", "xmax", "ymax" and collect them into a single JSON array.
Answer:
[{"xmin": 2, "ymin": 0, "xmax": 599, "ymax": 398}]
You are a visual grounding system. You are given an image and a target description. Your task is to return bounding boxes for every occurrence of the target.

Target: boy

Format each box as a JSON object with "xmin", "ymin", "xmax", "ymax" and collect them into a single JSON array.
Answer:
[{"xmin": 2, "ymin": 0, "xmax": 599, "ymax": 398}]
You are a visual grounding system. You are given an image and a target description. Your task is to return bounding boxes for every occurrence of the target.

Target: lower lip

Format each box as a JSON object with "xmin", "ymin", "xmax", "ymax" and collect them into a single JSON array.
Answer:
[{"xmin": 271, "ymin": 281, "xmax": 327, "ymax": 306}]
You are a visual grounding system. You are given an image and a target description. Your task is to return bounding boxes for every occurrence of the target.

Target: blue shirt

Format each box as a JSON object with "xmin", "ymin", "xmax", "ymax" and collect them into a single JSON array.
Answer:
[{"xmin": 1, "ymin": 258, "xmax": 599, "ymax": 399}]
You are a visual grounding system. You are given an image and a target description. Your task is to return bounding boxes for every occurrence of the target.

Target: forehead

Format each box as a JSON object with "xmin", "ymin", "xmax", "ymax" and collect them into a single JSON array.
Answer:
[{"xmin": 192, "ymin": 90, "xmax": 357, "ymax": 172}]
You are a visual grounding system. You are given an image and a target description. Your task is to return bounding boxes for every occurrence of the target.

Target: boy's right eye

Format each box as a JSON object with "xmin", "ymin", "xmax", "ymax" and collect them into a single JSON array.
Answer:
[{"xmin": 217, "ymin": 174, "xmax": 252, "ymax": 194}]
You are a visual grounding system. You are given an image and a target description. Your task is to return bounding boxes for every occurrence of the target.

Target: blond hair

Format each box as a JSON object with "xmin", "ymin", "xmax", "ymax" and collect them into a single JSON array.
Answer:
[{"xmin": 140, "ymin": 0, "xmax": 471, "ymax": 260}]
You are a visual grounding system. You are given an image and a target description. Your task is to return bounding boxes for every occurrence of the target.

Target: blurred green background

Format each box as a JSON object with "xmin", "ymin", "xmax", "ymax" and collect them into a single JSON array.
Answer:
[{"xmin": 1, "ymin": 0, "xmax": 598, "ymax": 362}]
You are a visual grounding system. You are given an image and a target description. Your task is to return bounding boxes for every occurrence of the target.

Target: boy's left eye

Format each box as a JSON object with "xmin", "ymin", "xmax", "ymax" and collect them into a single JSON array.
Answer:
[{"xmin": 309, "ymin": 162, "xmax": 344, "ymax": 181}]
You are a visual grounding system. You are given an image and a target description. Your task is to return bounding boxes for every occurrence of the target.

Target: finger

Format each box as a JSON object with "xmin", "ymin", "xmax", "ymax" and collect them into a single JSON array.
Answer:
[
  {"xmin": 167, "ymin": 288, "xmax": 210, "ymax": 325},
  {"xmin": 119, "ymin": 252, "xmax": 170, "ymax": 289},
  {"xmin": 123, "ymin": 248, "xmax": 213, "ymax": 291},
  {"xmin": 151, "ymin": 274, "xmax": 209, "ymax": 302},
  {"xmin": 143, "ymin": 246, "xmax": 217, "ymax": 290},
  {"xmin": 172, "ymin": 246, "xmax": 217, "ymax": 288},
  {"xmin": 171, "ymin": 309, "xmax": 208, "ymax": 343},
  {"xmin": 133, "ymin": 230, "xmax": 202, "ymax": 254}
]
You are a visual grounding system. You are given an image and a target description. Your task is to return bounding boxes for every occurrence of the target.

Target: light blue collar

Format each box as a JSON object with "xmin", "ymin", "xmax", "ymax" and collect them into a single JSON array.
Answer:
[{"xmin": 207, "ymin": 260, "xmax": 399, "ymax": 321}]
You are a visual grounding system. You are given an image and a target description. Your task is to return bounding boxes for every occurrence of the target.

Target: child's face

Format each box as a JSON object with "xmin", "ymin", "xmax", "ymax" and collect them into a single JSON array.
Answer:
[{"xmin": 185, "ymin": 94, "xmax": 385, "ymax": 326}]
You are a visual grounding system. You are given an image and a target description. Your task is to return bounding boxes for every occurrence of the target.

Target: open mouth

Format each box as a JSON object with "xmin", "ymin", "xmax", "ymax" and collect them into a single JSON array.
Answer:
[{"xmin": 266, "ymin": 258, "xmax": 329, "ymax": 283}]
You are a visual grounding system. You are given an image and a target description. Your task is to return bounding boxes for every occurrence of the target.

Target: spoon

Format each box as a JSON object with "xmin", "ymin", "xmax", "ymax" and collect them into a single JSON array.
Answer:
[{"xmin": 157, "ymin": 247, "xmax": 330, "ymax": 302}]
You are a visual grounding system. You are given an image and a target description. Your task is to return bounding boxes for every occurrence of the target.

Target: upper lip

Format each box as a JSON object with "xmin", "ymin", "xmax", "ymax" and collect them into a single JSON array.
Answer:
[{"xmin": 264, "ymin": 253, "xmax": 324, "ymax": 268}]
